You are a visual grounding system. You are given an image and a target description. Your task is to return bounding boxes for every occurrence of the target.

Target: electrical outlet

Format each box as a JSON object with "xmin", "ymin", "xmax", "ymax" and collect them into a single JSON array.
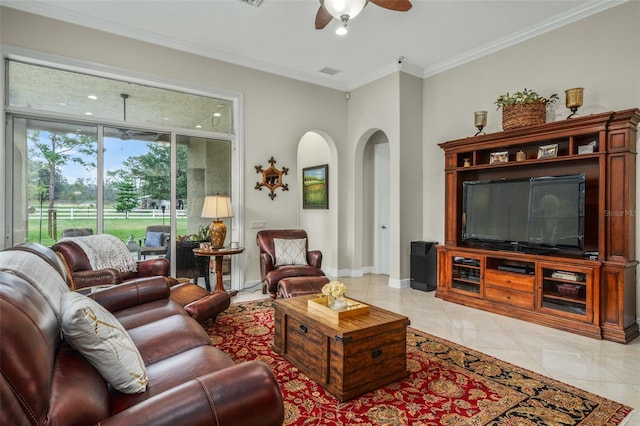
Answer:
[{"xmin": 251, "ymin": 220, "xmax": 266, "ymax": 229}]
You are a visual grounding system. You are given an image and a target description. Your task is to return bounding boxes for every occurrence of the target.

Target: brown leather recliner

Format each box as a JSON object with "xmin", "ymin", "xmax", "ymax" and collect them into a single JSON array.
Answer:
[
  {"xmin": 0, "ymin": 243, "xmax": 284, "ymax": 426},
  {"xmin": 52, "ymin": 238, "xmax": 171, "ymax": 289},
  {"xmin": 52, "ymin": 238, "xmax": 230, "ymax": 324},
  {"xmin": 257, "ymin": 229, "xmax": 325, "ymax": 298}
]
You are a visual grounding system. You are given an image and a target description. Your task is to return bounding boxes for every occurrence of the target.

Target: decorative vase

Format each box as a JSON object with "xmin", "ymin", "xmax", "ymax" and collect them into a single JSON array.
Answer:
[
  {"xmin": 327, "ymin": 295, "xmax": 335, "ymax": 308},
  {"xmin": 327, "ymin": 295, "xmax": 348, "ymax": 310}
]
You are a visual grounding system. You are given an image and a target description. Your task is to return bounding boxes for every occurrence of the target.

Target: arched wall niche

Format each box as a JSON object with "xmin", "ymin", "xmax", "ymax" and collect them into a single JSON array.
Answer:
[{"xmin": 297, "ymin": 130, "xmax": 339, "ymax": 277}]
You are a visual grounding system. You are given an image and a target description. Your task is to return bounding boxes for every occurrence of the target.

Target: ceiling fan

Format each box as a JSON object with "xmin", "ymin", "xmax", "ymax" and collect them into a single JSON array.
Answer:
[
  {"xmin": 116, "ymin": 93, "xmax": 161, "ymax": 141},
  {"xmin": 315, "ymin": 0, "xmax": 412, "ymax": 34}
]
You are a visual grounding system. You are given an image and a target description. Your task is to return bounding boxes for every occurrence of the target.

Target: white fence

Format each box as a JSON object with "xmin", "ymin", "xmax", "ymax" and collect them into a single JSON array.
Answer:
[{"xmin": 29, "ymin": 207, "xmax": 188, "ymax": 220}]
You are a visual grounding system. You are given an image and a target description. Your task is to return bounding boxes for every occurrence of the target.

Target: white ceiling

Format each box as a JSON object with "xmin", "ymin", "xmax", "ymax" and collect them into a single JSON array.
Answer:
[{"xmin": 2, "ymin": 0, "xmax": 626, "ymax": 91}]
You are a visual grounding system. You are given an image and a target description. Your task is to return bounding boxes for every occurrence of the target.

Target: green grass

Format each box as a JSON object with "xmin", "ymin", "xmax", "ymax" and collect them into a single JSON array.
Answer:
[
  {"xmin": 303, "ymin": 183, "xmax": 327, "ymax": 206},
  {"xmin": 28, "ymin": 218, "xmax": 188, "ymax": 246}
]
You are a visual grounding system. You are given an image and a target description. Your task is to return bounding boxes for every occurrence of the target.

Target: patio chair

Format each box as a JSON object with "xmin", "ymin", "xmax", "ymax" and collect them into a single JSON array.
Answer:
[{"xmin": 139, "ymin": 225, "xmax": 171, "ymax": 258}]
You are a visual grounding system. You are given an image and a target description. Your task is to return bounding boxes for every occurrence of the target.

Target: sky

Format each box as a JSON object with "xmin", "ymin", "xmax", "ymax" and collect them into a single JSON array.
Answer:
[{"xmin": 44, "ymin": 135, "xmax": 153, "ymax": 183}]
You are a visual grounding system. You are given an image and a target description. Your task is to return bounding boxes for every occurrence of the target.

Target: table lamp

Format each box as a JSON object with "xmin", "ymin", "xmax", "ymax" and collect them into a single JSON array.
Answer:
[{"xmin": 201, "ymin": 194, "xmax": 233, "ymax": 248}]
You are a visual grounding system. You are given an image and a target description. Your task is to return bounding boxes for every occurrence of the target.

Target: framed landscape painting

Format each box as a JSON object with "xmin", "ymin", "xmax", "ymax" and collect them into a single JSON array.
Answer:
[{"xmin": 302, "ymin": 164, "xmax": 328, "ymax": 209}]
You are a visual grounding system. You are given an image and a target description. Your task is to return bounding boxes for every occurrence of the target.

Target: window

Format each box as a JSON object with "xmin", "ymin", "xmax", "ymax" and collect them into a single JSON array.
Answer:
[
  {"xmin": 7, "ymin": 61, "xmax": 233, "ymax": 134},
  {"xmin": 6, "ymin": 59, "xmax": 239, "ymax": 285},
  {"xmin": 12, "ymin": 118, "xmax": 98, "ymax": 244}
]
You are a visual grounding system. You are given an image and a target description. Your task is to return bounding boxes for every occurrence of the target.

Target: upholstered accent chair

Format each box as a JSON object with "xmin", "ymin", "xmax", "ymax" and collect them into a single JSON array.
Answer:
[
  {"xmin": 139, "ymin": 225, "xmax": 171, "ymax": 258},
  {"xmin": 256, "ymin": 229, "xmax": 325, "ymax": 298}
]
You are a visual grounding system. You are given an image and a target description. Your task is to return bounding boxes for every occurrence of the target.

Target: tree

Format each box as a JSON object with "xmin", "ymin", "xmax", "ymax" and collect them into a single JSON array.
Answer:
[
  {"xmin": 28, "ymin": 130, "xmax": 96, "ymax": 211},
  {"xmin": 122, "ymin": 143, "xmax": 170, "ymax": 202},
  {"xmin": 115, "ymin": 181, "xmax": 138, "ymax": 219},
  {"xmin": 120, "ymin": 143, "xmax": 187, "ymax": 204}
]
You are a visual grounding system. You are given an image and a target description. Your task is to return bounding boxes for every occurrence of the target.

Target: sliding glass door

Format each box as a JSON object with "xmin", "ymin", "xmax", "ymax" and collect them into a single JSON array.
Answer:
[
  {"xmin": 6, "ymin": 58, "xmax": 240, "ymax": 286},
  {"xmin": 101, "ymin": 127, "xmax": 173, "ymax": 258},
  {"xmin": 11, "ymin": 117, "xmax": 98, "ymax": 245}
]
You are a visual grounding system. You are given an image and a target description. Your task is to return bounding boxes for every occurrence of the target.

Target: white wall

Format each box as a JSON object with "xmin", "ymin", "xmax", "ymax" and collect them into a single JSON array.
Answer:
[
  {"xmin": 298, "ymin": 131, "xmax": 338, "ymax": 278},
  {"xmin": 345, "ymin": 74, "xmax": 400, "ymax": 278},
  {"xmin": 345, "ymin": 72, "xmax": 424, "ymax": 285},
  {"xmin": 1, "ymin": 2, "xmax": 639, "ymax": 315},
  {"xmin": 398, "ymin": 73, "xmax": 424, "ymax": 283},
  {"xmin": 0, "ymin": 6, "xmax": 348, "ymax": 285},
  {"xmin": 422, "ymin": 1, "xmax": 640, "ymax": 315}
]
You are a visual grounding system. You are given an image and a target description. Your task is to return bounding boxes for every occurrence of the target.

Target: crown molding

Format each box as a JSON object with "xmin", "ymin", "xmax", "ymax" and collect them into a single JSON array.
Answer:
[
  {"xmin": 2, "ymin": 1, "xmax": 628, "ymax": 90},
  {"xmin": 1, "ymin": 2, "xmax": 349, "ymax": 91},
  {"xmin": 423, "ymin": 0, "xmax": 628, "ymax": 78}
]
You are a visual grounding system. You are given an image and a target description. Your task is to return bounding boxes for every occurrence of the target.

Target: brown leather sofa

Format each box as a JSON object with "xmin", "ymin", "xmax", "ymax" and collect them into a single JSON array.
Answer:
[
  {"xmin": 52, "ymin": 238, "xmax": 230, "ymax": 324},
  {"xmin": 0, "ymin": 243, "xmax": 284, "ymax": 426},
  {"xmin": 257, "ymin": 229, "xmax": 325, "ymax": 298}
]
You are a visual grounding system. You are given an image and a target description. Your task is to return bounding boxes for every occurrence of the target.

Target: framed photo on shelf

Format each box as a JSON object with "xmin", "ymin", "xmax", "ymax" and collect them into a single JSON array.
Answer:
[
  {"xmin": 537, "ymin": 143, "xmax": 558, "ymax": 159},
  {"xmin": 302, "ymin": 164, "xmax": 329, "ymax": 209},
  {"xmin": 489, "ymin": 151, "xmax": 509, "ymax": 165}
]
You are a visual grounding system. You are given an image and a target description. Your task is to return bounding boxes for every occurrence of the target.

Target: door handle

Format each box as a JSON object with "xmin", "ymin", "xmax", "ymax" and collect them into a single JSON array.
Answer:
[{"xmin": 381, "ymin": 225, "xmax": 387, "ymax": 229}]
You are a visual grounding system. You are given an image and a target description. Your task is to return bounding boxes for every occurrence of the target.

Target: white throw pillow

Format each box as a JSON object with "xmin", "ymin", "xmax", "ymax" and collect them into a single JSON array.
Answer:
[
  {"xmin": 274, "ymin": 238, "xmax": 308, "ymax": 266},
  {"xmin": 61, "ymin": 292, "xmax": 148, "ymax": 394},
  {"xmin": 0, "ymin": 251, "xmax": 69, "ymax": 320}
]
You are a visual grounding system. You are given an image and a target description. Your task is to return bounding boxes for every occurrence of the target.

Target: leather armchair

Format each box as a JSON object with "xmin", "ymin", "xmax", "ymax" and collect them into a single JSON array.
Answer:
[
  {"xmin": 257, "ymin": 229, "xmax": 325, "ymax": 298},
  {"xmin": 52, "ymin": 238, "xmax": 230, "ymax": 324},
  {"xmin": 52, "ymin": 239, "xmax": 171, "ymax": 290}
]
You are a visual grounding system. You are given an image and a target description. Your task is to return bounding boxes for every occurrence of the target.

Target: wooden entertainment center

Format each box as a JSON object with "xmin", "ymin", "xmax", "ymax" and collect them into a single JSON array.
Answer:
[{"xmin": 436, "ymin": 109, "xmax": 639, "ymax": 343}]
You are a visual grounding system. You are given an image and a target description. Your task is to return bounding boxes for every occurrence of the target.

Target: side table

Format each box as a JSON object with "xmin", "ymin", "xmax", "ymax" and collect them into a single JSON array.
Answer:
[{"xmin": 193, "ymin": 247, "xmax": 245, "ymax": 293}]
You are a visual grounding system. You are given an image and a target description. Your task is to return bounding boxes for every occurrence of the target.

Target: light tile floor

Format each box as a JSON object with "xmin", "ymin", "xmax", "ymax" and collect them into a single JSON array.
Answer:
[{"xmin": 234, "ymin": 274, "xmax": 640, "ymax": 417}]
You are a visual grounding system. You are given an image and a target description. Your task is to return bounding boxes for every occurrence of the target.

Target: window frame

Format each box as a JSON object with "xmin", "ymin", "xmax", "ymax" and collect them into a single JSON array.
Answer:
[{"xmin": 3, "ymin": 49, "xmax": 245, "ymax": 289}]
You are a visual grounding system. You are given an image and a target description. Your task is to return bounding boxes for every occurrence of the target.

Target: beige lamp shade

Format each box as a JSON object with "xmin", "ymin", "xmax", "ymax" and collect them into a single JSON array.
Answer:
[{"xmin": 201, "ymin": 195, "xmax": 233, "ymax": 248}]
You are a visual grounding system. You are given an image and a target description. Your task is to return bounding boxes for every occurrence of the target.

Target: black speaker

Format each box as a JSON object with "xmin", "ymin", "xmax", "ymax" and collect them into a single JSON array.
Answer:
[{"xmin": 410, "ymin": 241, "xmax": 438, "ymax": 291}]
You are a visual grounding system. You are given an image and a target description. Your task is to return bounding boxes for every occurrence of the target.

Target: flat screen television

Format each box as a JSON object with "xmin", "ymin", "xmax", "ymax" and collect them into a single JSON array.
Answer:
[{"xmin": 462, "ymin": 174, "xmax": 585, "ymax": 252}]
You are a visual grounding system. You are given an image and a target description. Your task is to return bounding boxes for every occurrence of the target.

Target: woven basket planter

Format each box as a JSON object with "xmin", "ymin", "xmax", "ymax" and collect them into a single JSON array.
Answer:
[{"xmin": 501, "ymin": 101, "xmax": 546, "ymax": 130}]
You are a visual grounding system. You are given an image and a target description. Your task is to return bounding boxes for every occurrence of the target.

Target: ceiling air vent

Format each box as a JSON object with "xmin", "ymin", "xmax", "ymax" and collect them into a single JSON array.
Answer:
[
  {"xmin": 238, "ymin": 0, "xmax": 264, "ymax": 6},
  {"xmin": 319, "ymin": 67, "xmax": 341, "ymax": 75}
]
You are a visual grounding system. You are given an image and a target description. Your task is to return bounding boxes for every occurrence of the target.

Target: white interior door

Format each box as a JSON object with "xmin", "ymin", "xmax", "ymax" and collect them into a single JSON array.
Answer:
[{"xmin": 374, "ymin": 143, "xmax": 390, "ymax": 275}]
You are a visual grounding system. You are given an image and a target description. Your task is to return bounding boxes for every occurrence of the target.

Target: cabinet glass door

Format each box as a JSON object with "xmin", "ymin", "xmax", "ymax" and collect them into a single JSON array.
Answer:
[
  {"xmin": 538, "ymin": 265, "xmax": 592, "ymax": 321},
  {"xmin": 451, "ymin": 255, "xmax": 482, "ymax": 297}
]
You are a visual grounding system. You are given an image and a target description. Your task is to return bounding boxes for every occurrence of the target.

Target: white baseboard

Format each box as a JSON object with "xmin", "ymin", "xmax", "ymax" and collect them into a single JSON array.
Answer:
[
  {"xmin": 337, "ymin": 268, "xmax": 364, "ymax": 278},
  {"xmin": 389, "ymin": 277, "xmax": 410, "ymax": 288},
  {"xmin": 241, "ymin": 279, "xmax": 262, "ymax": 291}
]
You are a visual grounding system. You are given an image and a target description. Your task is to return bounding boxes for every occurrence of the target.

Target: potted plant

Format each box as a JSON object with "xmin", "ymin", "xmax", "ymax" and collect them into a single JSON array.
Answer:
[{"xmin": 495, "ymin": 88, "xmax": 559, "ymax": 130}]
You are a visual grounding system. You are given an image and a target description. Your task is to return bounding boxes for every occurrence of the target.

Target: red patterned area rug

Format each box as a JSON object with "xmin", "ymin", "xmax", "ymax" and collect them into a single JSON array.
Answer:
[{"xmin": 205, "ymin": 300, "xmax": 633, "ymax": 425}]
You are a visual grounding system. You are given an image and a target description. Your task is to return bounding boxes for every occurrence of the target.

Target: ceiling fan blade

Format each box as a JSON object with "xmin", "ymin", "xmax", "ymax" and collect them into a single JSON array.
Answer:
[
  {"xmin": 315, "ymin": 5, "xmax": 333, "ymax": 29},
  {"xmin": 370, "ymin": 0, "xmax": 412, "ymax": 12}
]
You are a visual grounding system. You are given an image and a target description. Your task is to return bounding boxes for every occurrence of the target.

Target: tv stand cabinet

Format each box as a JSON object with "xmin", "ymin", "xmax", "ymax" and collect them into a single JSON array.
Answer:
[{"xmin": 437, "ymin": 109, "xmax": 639, "ymax": 343}]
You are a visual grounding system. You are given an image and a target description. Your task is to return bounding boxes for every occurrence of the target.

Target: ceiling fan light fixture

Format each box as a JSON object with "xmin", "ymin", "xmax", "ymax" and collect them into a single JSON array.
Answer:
[
  {"xmin": 322, "ymin": 0, "xmax": 366, "ymax": 21},
  {"xmin": 336, "ymin": 15, "xmax": 349, "ymax": 35}
]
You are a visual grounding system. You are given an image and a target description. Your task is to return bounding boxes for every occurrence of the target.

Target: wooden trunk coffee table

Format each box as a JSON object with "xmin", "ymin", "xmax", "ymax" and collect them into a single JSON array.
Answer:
[{"xmin": 272, "ymin": 295, "xmax": 410, "ymax": 401}]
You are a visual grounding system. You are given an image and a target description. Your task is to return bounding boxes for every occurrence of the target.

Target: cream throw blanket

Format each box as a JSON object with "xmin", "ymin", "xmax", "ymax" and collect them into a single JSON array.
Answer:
[{"xmin": 63, "ymin": 234, "xmax": 138, "ymax": 273}]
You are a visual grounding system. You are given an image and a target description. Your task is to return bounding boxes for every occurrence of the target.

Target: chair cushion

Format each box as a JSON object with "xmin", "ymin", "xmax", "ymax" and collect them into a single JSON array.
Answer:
[
  {"xmin": 278, "ymin": 276, "xmax": 330, "ymax": 298},
  {"xmin": 144, "ymin": 231, "xmax": 165, "ymax": 247},
  {"xmin": 273, "ymin": 238, "xmax": 308, "ymax": 266},
  {"xmin": 61, "ymin": 292, "xmax": 148, "ymax": 394}
]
